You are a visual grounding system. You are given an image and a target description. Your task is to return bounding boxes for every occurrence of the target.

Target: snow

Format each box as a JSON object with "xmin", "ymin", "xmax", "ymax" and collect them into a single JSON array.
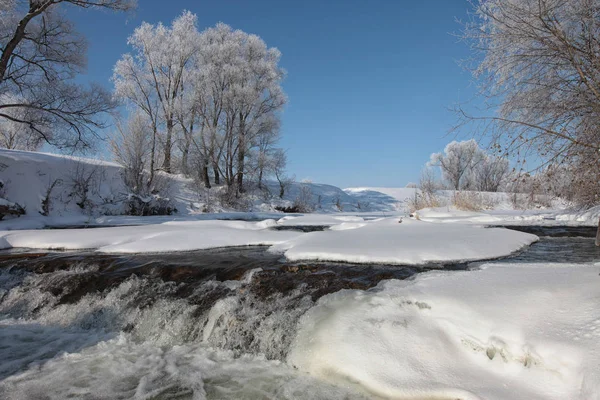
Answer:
[
  {"xmin": 0, "ymin": 216, "xmax": 537, "ymax": 263},
  {"xmin": 343, "ymin": 187, "xmax": 412, "ymax": 212},
  {"xmin": 0, "ymin": 149, "xmax": 127, "ymax": 218},
  {"xmin": 0, "ymin": 149, "xmax": 397, "ymax": 230},
  {"xmin": 289, "ymin": 262, "xmax": 600, "ymax": 400},
  {"xmin": 270, "ymin": 217, "xmax": 538, "ymax": 264},
  {"xmin": 276, "ymin": 214, "xmax": 365, "ymax": 226},
  {"xmin": 1, "ymin": 149, "xmax": 596, "ymax": 230},
  {"xmin": 416, "ymin": 206, "xmax": 600, "ymax": 226},
  {"xmin": 0, "ymin": 220, "xmax": 303, "ymax": 253}
]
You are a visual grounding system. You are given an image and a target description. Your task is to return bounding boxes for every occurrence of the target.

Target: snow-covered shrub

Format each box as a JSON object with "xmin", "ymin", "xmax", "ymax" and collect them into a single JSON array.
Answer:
[
  {"xmin": 407, "ymin": 190, "xmax": 442, "ymax": 213},
  {"xmin": 408, "ymin": 168, "xmax": 444, "ymax": 212},
  {"xmin": 125, "ymin": 194, "xmax": 176, "ymax": 216},
  {"xmin": 40, "ymin": 178, "xmax": 62, "ymax": 216},
  {"xmin": 219, "ymin": 184, "xmax": 252, "ymax": 211},
  {"xmin": 67, "ymin": 162, "xmax": 104, "ymax": 214},
  {"xmin": 190, "ymin": 179, "xmax": 218, "ymax": 213},
  {"xmin": 122, "ymin": 171, "xmax": 175, "ymax": 216},
  {"xmin": 0, "ymin": 196, "xmax": 25, "ymax": 220},
  {"xmin": 293, "ymin": 184, "xmax": 315, "ymax": 213},
  {"xmin": 452, "ymin": 191, "xmax": 499, "ymax": 211}
]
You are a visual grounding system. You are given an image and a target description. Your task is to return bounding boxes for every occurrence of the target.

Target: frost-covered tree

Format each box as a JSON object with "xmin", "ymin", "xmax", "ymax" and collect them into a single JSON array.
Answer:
[
  {"xmin": 114, "ymin": 18, "xmax": 286, "ymax": 197},
  {"xmin": 253, "ymin": 118, "xmax": 282, "ymax": 190},
  {"xmin": 113, "ymin": 11, "xmax": 198, "ymax": 173},
  {"xmin": 272, "ymin": 148, "xmax": 292, "ymax": 198},
  {"xmin": 430, "ymin": 140, "xmax": 484, "ymax": 190},
  {"xmin": 188, "ymin": 23, "xmax": 286, "ymax": 193},
  {"xmin": 208, "ymin": 25, "xmax": 286, "ymax": 193},
  {"xmin": 472, "ymin": 155, "xmax": 510, "ymax": 192},
  {"xmin": 187, "ymin": 22, "xmax": 242, "ymax": 188},
  {"xmin": 110, "ymin": 112, "xmax": 152, "ymax": 195},
  {"xmin": 460, "ymin": 0, "xmax": 600, "ymax": 204},
  {"xmin": 0, "ymin": 0, "xmax": 135, "ymax": 150}
]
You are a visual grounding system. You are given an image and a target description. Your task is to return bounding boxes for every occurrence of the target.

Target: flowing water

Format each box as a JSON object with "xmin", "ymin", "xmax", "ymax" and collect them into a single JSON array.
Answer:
[{"xmin": 0, "ymin": 226, "xmax": 598, "ymax": 399}]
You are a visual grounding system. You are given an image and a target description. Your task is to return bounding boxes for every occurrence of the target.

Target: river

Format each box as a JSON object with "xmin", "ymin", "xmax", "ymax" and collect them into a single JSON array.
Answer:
[{"xmin": 0, "ymin": 226, "xmax": 598, "ymax": 399}]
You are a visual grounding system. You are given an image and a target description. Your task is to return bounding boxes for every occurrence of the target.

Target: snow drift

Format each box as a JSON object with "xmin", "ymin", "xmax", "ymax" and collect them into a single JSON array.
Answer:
[
  {"xmin": 270, "ymin": 217, "xmax": 538, "ymax": 264},
  {"xmin": 289, "ymin": 263, "xmax": 600, "ymax": 400}
]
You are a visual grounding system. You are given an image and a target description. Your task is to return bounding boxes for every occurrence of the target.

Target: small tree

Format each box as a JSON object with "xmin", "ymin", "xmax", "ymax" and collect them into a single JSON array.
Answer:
[
  {"xmin": 110, "ymin": 113, "xmax": 152, "ymax": 195},
  {"xmin": 272, "ymin": 149, "xmax": 292, "ymax": 199},
  {"xmin": 430, "ymin": 140, "xmax": 484, "ymax": 190},
  {"xmin": 472, "ymin": 155, "xmax": 510, "ymax": 192},
  {"xmin": 293, "ymin": 184, "xmax": 315, "ymax": 213}
]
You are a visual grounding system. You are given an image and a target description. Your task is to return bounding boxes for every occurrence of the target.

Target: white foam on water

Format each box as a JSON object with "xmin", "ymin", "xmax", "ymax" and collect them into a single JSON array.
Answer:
[
  {"xmin": 0, "ymin": 329, "xmax": 373, "ymax": 400},
  {"xmin": 0, "ymin": 263, "xmax": 374, "ymax": 399}
]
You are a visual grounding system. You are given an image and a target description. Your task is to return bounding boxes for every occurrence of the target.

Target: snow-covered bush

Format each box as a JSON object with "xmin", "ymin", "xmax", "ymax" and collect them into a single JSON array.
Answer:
[
  {"xmin": 408, "ymin": 168, "xmax": 444, "ymax": 212},
  {"xmin": 0, "ymin": 196, "xmax": 25, "ymax": 220},
  {"xmin": 452, "ymin": 191, "xmax": 499, "ymax": 211},
  {"xmin": 219, "ymin": 185, "xmax": 252, "ymax": 211},
  {"xmin": 293, "ymin": 184, "xmax": 315, "ymax": 213},
  {"xmin": 67, "ymin": 162, "xmax": 105, "ymax": 214},
  {"xmin": 125, "ymin": 194, "xmax": 175, "ymax": 216},
  {"xmin": 39, "ymin": 178, "xmax": 62, "ymax": 216}
]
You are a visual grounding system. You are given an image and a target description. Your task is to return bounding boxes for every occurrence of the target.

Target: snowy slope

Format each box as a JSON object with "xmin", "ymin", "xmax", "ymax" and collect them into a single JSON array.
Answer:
[
  {"xmin": 0, "ymin": 149, "xmax": 126, "ymax": 217},
  {"xmin": 0, "ymin": 149, "xmax": 380, "ymax": 228},
  {"xmin": 345, "ymin": 186, "xmax": 599, "ymax": 225},
  {"xmin": 343, "ymin": 187, "xmax": 410, "ymax": 212}
]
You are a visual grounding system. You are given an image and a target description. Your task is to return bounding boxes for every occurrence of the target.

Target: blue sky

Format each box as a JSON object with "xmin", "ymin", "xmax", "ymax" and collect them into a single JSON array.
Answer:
[{"xmin": 68, "ymin": 0, "xmax": 478, "ymax": 188}]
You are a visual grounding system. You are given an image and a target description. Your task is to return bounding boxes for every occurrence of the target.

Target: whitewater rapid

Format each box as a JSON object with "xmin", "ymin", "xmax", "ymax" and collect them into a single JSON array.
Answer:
[{"xmin": 0, "ymin": 254, "xmax": 375, "ymax": 399}]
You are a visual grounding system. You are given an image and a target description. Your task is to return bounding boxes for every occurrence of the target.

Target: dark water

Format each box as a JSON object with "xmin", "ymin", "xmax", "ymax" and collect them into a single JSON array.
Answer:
[
  {"xmin": 496, "ymin": 225, "xmax": 600, "ymax": 264},
  {"xmin": 499, "ymin": 225, "xmax": 597, "ymax": 238},
  {"xmin": 502, "ymin": 236, "xmax": 600, "ymax": 263}
]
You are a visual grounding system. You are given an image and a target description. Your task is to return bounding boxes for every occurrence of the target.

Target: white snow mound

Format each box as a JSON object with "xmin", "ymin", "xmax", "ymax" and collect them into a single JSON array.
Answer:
[
  {"xmin": 289, "ymin": 263, "xmax": 600, "ymax": 400},
  {"xmin": 270, "ymin": 218, "xmax": 538, "ymax": 264},
  {"xmin": 0, "ymin": 220, "xmax": 302, "ymax": 253}
]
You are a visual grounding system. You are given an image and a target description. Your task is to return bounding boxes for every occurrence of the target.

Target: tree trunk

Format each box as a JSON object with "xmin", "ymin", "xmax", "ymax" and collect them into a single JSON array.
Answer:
[
  {"xmin": 181, "ymin": 125, "xmax": 192, "ymax": 176},
  {"xmin": 148, "ymin": 126, "xmax": 157, "ymax": 190},
  {"xmin": 213, "ymin": 162, "xmax": 220, "ymax": 185},
  {"xmin": 181, "ymin": 146, "xmax": 189, "ymax": 176},
  {"xmin": 237, "ymin": 147, "xmax": 245, "ymax": 193},
  {"xmin": 162, "ymin": 119, "xmax": 173, "ymax": 173},
  {"xmin": 258, "ymin": 168, "xmax": 263, "ymax": 190},
  {"xmin": 596, "ymin": 217, "xmax": 600, "ymax": 247},
  {"xmin": 236, "ymin": 114, "xmax": 246, "ymax": 193},
  {"xmin": 202, "ymin": 160, "xmax": 211, "ymax": 189},
  {"xmin": 0, "ymin": 5, "xmax": 51, "ymax": 83}
]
